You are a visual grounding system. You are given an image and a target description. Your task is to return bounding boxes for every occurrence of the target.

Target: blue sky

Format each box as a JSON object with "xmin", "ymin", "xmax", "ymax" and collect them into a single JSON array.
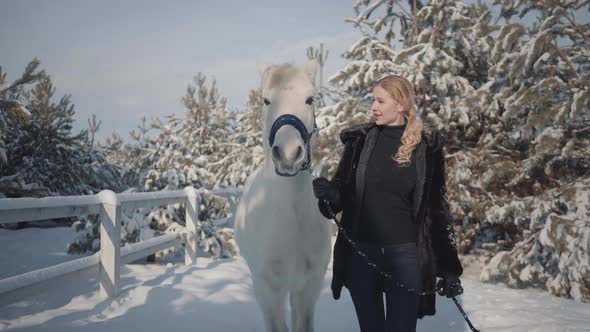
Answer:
[
  {"xmin": 1, "ymin": 1, "xmax": 586, "ymax": 142},
  {"xmin": 1, "ymin": 0, "xmax": 361, "ymax": 141}
]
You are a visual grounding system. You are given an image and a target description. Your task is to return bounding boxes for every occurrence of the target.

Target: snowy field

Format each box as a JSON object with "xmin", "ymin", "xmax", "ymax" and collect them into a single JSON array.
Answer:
[{"xmin": 0, "ymin": 227, "xmax": 589, "ymax": 332}]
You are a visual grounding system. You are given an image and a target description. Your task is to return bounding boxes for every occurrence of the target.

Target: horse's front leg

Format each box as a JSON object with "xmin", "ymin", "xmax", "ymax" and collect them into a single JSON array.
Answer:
[
  {"xmin": 289, "ymin": 269, "xmax": 324, "ymax": 332},
  {"xmin": 252, "ymin": 272, "xmax": 289, "ymax": 332}
]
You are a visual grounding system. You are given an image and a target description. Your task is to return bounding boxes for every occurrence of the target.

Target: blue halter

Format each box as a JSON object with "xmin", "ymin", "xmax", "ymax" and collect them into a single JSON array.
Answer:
[{"xmin": 268, "ymin": 113, "xmax": 318, "ymax": 176}]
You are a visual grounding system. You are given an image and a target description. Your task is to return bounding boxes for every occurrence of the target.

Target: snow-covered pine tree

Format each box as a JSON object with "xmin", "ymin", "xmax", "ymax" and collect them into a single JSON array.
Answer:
[
  {"xmin": 71, "ymin": 73, "xmax": 240, "ymax": 259},
  {"xmin": 306, "ymin": 43, "xmax": 330, "ymax": 107},
  {"xmin": 466, "ymin": 0, "xmax": 590, "ymax": 302},
  {"xmin": 218, "ymin": 88, "xmax": 265, "ymax": 187},
  {"xmin": 78, "ymin": 114, "xmax": 127, "ymax": 195},
  {"xmin": 0, "ymin": 59, "xmax": 45, "ymax": 197},
  {"xmin": 155, "ymin": 73, "xmax": 237, "ymax": 257},
  {"xmin": 317, "ymin": 0, "xmax": 495, "ymax": 177},
  {"xmin": 13, "ymin": 75, "xmax": 88, "ymax": 195},
  {"xmin": 142, "ymin": 73, "xmax": 223, "ymax": 192},
  {"xmin": 193, "ymin": 92, "xmax": 242, "ymax": 187},
  {"xmin": 1, "ymin": 58, "xmax": 128, "ymax": 200},
  {"xmin": 318, "ymin": 0, "xmax": 589, "ymax": 301},
  {"xmin": 70, "ymin": 119, "xmax": 158, "ymax": 254},
  {"xmin": 0, "ymin": 68, "xmax": 126, "ymax": 198},
  {"xmin": 105, "ymin": 116, "xmax": 158, "ymax": 189}
]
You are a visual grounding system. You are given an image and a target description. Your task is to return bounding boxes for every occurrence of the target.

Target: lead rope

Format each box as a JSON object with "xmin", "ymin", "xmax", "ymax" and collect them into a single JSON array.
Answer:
[{"xmin": 305, "ymin": 163, "xmax": 479, "ymax": 331}]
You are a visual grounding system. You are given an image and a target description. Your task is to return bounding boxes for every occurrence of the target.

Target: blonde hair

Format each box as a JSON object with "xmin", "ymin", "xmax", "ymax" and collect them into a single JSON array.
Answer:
[{"xmin": 373, "ymin": 75, "xmax": 423, "ymax": 167}]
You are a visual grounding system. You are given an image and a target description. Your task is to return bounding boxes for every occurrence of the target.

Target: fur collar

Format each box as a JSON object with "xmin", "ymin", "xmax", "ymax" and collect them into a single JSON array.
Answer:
[{"xmin": 339, "ymin": 119, "xmax": 444, "ymax": 152}]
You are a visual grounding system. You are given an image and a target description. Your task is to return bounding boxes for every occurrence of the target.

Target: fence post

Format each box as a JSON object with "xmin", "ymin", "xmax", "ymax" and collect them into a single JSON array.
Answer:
[
  {"xmin": 183, "ymin": 186, "xmax": 199, "ymax": 265},
  {"xmin": 98, "ymin": 190, "xmax": 121, "ymax": 298}
]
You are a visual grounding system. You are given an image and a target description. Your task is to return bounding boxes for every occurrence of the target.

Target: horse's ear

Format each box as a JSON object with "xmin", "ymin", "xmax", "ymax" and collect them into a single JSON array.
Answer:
[
  {"xmin": 304, "ymin": 60, "xmax": 318, "ymax": 83},
  {"xmin": 257, "ymin": 63, "xmax": 270, "ymax": 78}
]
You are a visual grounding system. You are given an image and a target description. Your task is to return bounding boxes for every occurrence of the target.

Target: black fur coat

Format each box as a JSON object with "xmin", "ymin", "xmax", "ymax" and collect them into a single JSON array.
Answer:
[{"xmin": 318, "ymin": 121, "xmax": 463, "ymax": 318}]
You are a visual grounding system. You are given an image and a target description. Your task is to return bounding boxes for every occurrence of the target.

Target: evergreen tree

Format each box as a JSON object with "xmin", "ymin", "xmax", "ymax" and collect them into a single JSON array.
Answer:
[
  {"xmin": 71, "ymin": 74, "xmax": 241, "ymax": 259},
  {"xmin": 1, "ymin": 59, "xmax": 127, "ymax": 199},
  {"xmin": 113, "ymin": 116, "xmax": 159, "ymax": 189},
  {"xmin": 142, "ymin": 73, "xmax": 225, "ymax": 192},
  {"xmin": 3, "ymin": 74, "xmax": 86, "ymax": 195},
  {"xmin": 143, "ymin": 73, "xmax": 238, "ymax": 257},
  {"xmin": 306, "ymin": 43, "xmax": 330, "ymax": 107},
  {"xmin": 317, "ymin": 0, "xmax": 589, "ymax": 302},
  {"xmin": 0, "ymin": 59, "xmax": 45, "ymax": 197},
  {"xmin": 316, "ymin": 0, "xmax": 495, "ymax": 176},
  {"xmin": 220, "ymin": 88, "xmax": 265, "ymax": 187},
  {"xmin": 467, "ymin": 0, "xmax": 590, "ymax": 302}
]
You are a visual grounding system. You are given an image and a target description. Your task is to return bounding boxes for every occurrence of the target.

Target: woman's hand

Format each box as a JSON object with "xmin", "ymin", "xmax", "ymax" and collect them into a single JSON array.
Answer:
[
  {"xmin": 436, "ymin": 272, "xmax": 463, "ymax": 298},
  {"xmin": 312, "ymin": 177, "xmax": 340, "ymax": 204}
]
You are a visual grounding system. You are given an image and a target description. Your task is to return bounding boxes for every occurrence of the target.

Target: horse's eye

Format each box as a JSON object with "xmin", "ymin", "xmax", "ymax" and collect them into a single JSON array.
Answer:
[
  {"xmin": 263, "ymin": 98, "xmax": 271, "ymax": 106},
  {"xmin": 305, "ymin": 96, "xmax": 314, "ymax": 105}
]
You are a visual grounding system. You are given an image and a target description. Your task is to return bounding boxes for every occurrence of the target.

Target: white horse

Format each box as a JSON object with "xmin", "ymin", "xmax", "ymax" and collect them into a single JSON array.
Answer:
[{"xmin": 234, "ymin": 60, "xmax": 331, "ymax": 332}]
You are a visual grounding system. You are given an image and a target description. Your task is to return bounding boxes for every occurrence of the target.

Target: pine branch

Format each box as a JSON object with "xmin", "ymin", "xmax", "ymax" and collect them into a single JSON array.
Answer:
[
  {"xmin": 352, "ymin": 0, "xmax": 388, "ymax": 25},
  {"xmin": 537, "ymin": 0, "xmax": 590, "ymax": 44},
  {"xmin": 208, "ymin": 152, "xmax": 240, "ymax": 167},
  {"xmin": 562, "ymin": 10, "xmax": 590, "ymax": 43},
  {"xmin": 393, "ymin": 0, "xmax": 413, "ymax": 21},
  {"xmin": 412, "ymin": 0, "xmax": 419, "ymax": 36},
  {"xmin": 552, "ymin": 36, "xmax": 580, "ymax": 79},
  {"xmin": 3, "ymin": 58, "xmax": 45, "ymax": 95}
]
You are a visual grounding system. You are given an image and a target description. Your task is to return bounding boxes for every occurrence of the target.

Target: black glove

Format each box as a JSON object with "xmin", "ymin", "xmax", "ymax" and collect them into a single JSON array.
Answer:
[
  {"xmin": 312, "ymin": 177, "xmax": 340, "ymax": 204},
  {"xmin": 332, "ymin": 283, "xmax": 342, "ymax": 300},
  {"xmin": 436, "ymin": 272, "xmax": 463, "ymax": 298}
]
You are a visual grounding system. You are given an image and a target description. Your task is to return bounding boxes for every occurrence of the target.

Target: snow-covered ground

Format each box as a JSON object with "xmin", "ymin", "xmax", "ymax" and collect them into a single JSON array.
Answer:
[
  {"xmin": 0, "ymin": 227, "xmax": 589, "ymax": 332},
  {"xmin": 0, "ymin": 226, "xmax": 93, "ymax": 280}
]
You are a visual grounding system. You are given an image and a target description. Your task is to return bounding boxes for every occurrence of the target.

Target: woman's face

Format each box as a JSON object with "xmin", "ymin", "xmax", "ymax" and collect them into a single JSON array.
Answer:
[{"xmin": 371, "ymin": 85, "xmax": 405, "ymax": 126}]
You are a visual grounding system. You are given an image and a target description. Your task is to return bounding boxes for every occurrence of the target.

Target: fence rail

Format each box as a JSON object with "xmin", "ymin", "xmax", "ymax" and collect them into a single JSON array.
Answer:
[{"xmin": 0, "ymin": 186, "xmax": 241, "ymax": 302}]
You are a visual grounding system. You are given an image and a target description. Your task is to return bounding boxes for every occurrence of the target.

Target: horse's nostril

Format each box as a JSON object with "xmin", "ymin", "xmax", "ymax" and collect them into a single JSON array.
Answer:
[
  {"xmin": 272, "ymin": 146, "xmax": 281, "ymax": 160},
  {"xmin": 295, "ymin": 146, "xmax": 302, "ymax": 159}
]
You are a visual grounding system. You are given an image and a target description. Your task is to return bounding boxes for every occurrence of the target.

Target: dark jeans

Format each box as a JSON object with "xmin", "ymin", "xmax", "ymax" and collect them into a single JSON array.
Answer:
[{"xmin": 348, "ymin": 241, "xmax": 420, "ymax": 332}]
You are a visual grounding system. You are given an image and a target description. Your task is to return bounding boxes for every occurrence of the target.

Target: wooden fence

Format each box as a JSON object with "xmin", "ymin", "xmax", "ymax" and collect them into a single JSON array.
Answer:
[{"xmin": 0, "ymin": 186, "xmax": 241, "ymax": 303}]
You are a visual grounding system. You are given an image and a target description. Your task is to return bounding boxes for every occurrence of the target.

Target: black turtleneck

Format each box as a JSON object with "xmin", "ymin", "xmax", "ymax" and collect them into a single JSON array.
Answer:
[{"xmin": 357, "ymin": 122, "xmax": 417, "ymax": 245}]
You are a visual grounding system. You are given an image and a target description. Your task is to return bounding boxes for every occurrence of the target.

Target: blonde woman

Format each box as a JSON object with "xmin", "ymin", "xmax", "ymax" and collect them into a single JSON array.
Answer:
[{"xmin": 313, "ymin": 75, "xmax": 463, "ymax": 331}]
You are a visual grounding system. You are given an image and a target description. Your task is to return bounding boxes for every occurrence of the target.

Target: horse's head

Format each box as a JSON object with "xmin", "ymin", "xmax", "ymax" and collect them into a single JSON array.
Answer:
[{"xmin": 258, "ymin": 61, "xmax": 318, "ymax": 177}]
